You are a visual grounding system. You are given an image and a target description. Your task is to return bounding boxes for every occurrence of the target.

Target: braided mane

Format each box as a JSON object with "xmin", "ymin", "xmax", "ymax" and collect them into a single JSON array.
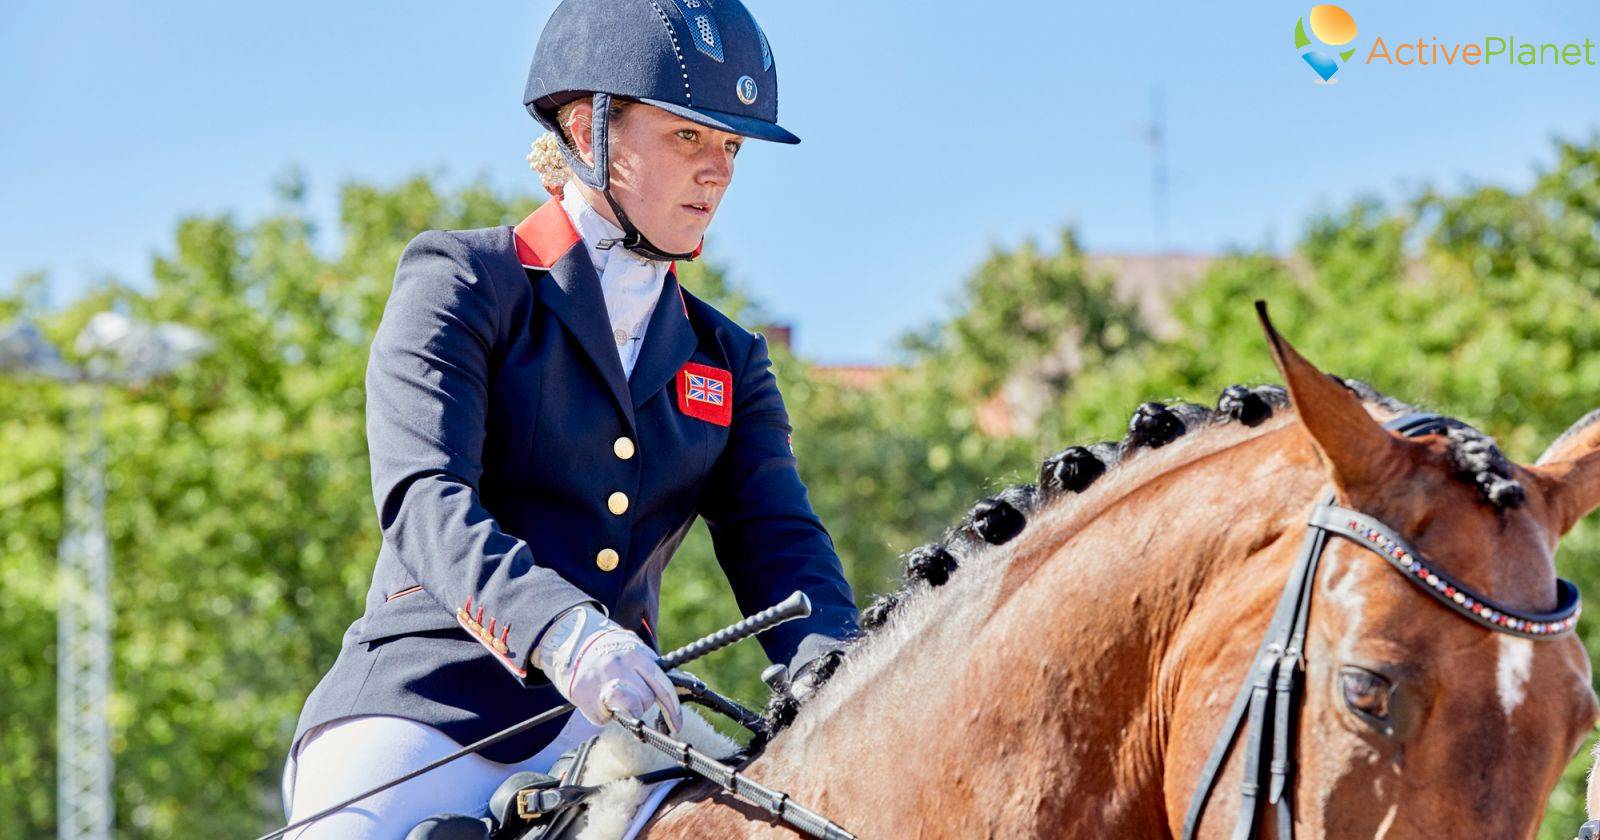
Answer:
[{"xmin": 757, "ymin": 378, "xmax": 1524, "ymax": 740}]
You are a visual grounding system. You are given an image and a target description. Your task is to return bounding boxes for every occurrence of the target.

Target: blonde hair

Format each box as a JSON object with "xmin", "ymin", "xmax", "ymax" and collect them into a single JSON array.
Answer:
[{"xmin": 526, "ymin": 97, "xmax": 632, "ymax": 198}]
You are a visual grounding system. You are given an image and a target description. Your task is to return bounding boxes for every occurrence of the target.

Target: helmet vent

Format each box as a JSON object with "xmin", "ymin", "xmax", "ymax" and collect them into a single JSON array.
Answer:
[
  {"xmin": 669, "ymin": 0, "xmax": 725, "ymax": 62},
  {"xmin": 754, "ymin": 20, "xmax": 771, "ymax": 71}
]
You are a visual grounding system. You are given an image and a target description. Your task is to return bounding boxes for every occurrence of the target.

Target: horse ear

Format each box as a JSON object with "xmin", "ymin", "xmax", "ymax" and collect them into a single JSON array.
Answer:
[
  {"xmin": 1255, "ymin": 301, "xmax": 1405, "ymax": 497},
  {"xmin": 1529, "ymin": 409, "xmax": 1600, "ymax": 536}
]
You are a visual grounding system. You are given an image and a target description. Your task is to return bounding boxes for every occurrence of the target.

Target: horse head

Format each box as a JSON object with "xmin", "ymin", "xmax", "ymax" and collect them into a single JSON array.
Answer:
[{"xmin": 1243, "ymin": 304, "xmax": 1600, "ymax": 837}]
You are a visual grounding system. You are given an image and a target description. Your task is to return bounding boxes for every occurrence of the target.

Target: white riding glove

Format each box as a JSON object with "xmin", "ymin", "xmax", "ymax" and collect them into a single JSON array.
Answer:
[{"xmin": 531, "ymin": 603, "xmax": 682, "ymax": 733}]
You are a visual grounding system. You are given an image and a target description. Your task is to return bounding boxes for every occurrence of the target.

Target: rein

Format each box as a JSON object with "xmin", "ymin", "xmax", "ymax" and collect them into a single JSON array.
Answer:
[
  {"xmin": 1181, "ymin": 412, "xmax": 1583, "ymax": 840},
  {"xmin": 611, "ymin": 708, "xmax": 857, "ymax": 840}
]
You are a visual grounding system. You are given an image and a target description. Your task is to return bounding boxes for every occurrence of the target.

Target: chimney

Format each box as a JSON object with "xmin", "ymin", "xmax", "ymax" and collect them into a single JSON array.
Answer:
[{"xmin": 759, "ymin": 322, "xmax": 793, "ymax": 352}]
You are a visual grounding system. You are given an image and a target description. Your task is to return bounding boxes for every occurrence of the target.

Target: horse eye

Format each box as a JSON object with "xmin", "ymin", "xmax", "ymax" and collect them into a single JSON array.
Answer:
[{"xmin": 1340, "ymin": 666, "xmax": 1393, "ymax": 721}]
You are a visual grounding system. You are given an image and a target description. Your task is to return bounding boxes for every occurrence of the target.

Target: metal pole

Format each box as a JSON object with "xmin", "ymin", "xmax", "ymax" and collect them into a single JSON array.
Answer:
[
  {"xmin": 2, "ymin": 315, "xmax": 206, "ymax": 838},
  {"xmin": 57, "ymin": 383, "xmax": 113, "ymax": 840}
]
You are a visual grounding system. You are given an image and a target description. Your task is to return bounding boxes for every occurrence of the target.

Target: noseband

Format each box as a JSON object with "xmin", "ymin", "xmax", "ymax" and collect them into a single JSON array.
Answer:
[{"xmin": 1181, "ymin": 412, "xmax": 1583, "ymax": 840}]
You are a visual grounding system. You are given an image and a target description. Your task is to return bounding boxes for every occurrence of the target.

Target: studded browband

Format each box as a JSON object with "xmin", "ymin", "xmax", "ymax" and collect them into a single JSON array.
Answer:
[{"xmin": 1309, "ymin": 504, "xmax": 1581, "ymax": 639}]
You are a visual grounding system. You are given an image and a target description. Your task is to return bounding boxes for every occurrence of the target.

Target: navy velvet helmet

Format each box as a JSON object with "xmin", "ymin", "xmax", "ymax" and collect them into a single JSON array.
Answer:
[{"xmin": 524, "ymin": 0, "xmax": 798, "ymax": 260}]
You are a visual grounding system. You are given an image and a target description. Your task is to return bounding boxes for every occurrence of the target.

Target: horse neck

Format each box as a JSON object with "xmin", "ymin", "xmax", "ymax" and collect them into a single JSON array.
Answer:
[{"xmin": 750, "ymin": 419, "xmax": 1330, "ymax": 835}]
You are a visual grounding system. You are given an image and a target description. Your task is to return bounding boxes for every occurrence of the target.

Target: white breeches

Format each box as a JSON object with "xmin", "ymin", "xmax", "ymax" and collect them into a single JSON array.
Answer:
[{"xmin": 280, "ymin": 712, "xmax": 602, "ymax": 840}]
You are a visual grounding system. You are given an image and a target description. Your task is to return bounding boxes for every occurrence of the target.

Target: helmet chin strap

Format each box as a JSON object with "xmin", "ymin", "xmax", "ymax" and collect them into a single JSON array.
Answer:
[
  {"xmin": 555, "ymin": 92, "xmax": 701, "ymax": 263},
  {"xmin": 595, "ymin": 186, "xmax": 700, "ymax": 262}
]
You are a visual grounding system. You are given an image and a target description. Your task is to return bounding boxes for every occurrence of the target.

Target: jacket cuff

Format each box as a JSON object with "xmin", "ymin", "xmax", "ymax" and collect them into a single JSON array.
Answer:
[{"xmin": 455, "ymin": 586, "xmax": 602, "ymax": 686}]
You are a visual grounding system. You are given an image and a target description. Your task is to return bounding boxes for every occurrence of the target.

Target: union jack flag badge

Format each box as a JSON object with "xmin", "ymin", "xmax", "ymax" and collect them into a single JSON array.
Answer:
[{"xmin": 676, "ymin": 362, "xmax": 733, "ymax": 426}]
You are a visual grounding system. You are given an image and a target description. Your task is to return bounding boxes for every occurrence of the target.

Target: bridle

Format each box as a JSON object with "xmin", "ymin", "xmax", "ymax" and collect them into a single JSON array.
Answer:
[{"xmin": 1181, "ymin": 412, "xmax": 1584, "ymax": 840}]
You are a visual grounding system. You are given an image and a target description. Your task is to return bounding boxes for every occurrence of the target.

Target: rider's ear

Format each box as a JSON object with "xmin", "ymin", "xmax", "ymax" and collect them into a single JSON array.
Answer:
[
  {"xmin": 1255, "ymin": 301, "xmax": 1409, "ymax": 502},
  {"xmin": 566, "ymin": 100, "xmax": 598, "ymax": 166},
  {"xmin": 1528, "ymin": 409, "xmax": 1600, "ymax": 537}
]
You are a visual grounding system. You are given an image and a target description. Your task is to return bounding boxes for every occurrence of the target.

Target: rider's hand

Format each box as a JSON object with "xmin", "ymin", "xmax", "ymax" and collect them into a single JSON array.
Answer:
[
  {"xmin": 531, "ymin": 603, "xmax": 682, "ymax": 733},
  {"xmin": 788, "ymin": 648, "xmax": 844, "ymax": 703}
]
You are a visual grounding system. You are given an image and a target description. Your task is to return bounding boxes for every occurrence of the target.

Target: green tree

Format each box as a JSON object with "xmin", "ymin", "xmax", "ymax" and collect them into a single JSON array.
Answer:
[
  {"xmin": 3, "ymin": 178, "xmax": 454, "ymax": 834},
  {"xmin": 788, "ymin": 230, "xmax": 1152, "ymax": 603}
]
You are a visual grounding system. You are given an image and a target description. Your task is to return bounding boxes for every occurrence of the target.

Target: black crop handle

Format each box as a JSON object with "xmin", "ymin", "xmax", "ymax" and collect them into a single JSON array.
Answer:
[{"xmin": 657, "ymin": 590, "xmax": 811, "ymax": 670}]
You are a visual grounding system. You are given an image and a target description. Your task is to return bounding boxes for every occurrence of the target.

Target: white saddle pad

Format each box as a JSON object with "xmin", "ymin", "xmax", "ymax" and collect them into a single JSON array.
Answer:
[
  {"xmin": 574, "ymin": 710, "xmax": 740, "ymax": 840},
  {"xmin": 617, "ymin": 778, "xmax": 685, "ymax": 840}
]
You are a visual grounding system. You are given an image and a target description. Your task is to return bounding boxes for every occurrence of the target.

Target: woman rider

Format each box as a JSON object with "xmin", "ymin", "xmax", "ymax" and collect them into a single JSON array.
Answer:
[{"xmin": 279, "ymin": 1, "xmax": 860, "ymax": 835}]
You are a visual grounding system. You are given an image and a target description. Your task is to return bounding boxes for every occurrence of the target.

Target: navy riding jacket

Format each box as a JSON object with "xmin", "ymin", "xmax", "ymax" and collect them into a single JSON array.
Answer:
[{"xmin": 291, "ymin": 200, "xmax": 860, "ymax": 761}]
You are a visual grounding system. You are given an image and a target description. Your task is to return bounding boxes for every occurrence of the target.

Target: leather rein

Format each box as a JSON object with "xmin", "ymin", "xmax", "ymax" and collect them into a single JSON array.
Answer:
[{"xmin": 1181, "ymin": 412, "xmax": 1583, "ymax": 840}]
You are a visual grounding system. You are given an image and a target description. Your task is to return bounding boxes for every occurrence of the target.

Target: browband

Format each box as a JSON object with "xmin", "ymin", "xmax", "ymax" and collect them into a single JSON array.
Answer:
[{"xmin": 1310, "ymin": 504, "xmax": 1581, "ymax": 638}]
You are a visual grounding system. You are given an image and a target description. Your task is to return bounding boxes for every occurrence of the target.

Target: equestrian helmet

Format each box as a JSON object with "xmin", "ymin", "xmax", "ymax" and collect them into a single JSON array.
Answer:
[{"xmin": 525, "ymin": 0, "xmax": 799, "ymax": 194}]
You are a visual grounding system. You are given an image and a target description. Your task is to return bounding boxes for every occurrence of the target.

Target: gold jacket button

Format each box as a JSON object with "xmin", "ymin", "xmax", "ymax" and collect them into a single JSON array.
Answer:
[
  {"xmin": 607, "ymin": 492, "xmax": 629, "ymax": 515},
  {"xmin": 596, "ymin": 548, "xmax": 620, "ymax": 572},
  {"xmin": 613, "ymin": 436, "xmax": 636, "ymax": 460}
]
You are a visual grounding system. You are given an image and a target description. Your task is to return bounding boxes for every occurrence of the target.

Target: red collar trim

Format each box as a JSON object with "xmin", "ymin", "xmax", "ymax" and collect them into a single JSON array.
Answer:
[
  {"xmin": 513, "ymin": 200, "xmax": 582, "ymax": 270},
  {"xmin": 517, "ymin": 199, "xmax": 693, "ymax": 320},
  {"xmin": 516, "ymin": 201, "xmax": 704, "ymax": 268}
]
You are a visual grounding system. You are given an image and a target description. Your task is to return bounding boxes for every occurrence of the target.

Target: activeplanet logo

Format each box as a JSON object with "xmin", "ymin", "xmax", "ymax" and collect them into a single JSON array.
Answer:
[
  {"xmin": 1366, "ymin": 36, "xmax": 1597, "ymax": 67},
  {"xmin": 1295, "ymin": 5, "xmax": 1599, "ymax": 84},
  {"xmin": 1295, "ymin": 5, "xmax": 1358, "ymax": 84}
]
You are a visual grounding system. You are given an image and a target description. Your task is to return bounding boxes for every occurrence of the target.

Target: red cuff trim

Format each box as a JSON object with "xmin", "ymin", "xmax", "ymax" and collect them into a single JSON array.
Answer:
[{"xmin": 457, "ymin": 601, "xmax": 526, "ymax": 679}]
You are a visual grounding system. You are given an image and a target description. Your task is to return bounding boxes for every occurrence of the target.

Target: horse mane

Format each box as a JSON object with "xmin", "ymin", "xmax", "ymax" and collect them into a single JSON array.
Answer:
[{"xmin": 758, "ymin": 377, "xmax": 1525, "ymax": 742}]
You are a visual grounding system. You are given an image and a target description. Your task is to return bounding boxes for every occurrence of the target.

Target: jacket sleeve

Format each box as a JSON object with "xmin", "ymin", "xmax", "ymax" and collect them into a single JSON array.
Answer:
[
  {"xmin": 697, "ymin": 333, "xmax": 861, "ymax": 673},
  {"xmin": 365, "ymin": 229, "xmax": 598, "ymax": 684}
]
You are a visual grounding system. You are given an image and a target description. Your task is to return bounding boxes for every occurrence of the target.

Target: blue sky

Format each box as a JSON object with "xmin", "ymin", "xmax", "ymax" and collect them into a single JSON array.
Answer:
[{"xmin": 4, "ymin": 1, "xmax": 1598, "ymax": 362}]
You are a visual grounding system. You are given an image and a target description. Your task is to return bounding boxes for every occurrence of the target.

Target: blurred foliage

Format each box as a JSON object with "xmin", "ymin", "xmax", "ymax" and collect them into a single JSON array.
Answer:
[{"xmin": 4, "ymin": 137, "xmax": 1600, "ymax": 836}]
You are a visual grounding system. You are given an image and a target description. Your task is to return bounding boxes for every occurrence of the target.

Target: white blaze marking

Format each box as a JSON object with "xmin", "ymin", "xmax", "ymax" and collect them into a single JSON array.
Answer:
[
  {"xmin": 1496, "ymin": 635, "xmax": 1533, "ymax": 718},
  {"xmin": 1374, "ymin": 802, "xmax": 1400, "ymax": 838},
  {"xmin": 1325, "ymin": 556, "xmax": 1368, "ymax": 650}
]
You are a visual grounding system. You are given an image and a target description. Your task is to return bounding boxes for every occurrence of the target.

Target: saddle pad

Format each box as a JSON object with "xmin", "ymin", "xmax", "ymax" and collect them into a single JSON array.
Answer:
[
  {"xmin": 617, "ymin": 778, "xmax": 684, "ymax": 840},
  {"xmin": 572, "ymin": 709, "xmax": 739, "ymax": 840}
]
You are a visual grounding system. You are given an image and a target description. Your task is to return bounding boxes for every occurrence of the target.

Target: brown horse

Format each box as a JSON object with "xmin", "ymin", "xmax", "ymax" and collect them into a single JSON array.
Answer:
[{"xmin": 643, "ymin": 307, "xmax": 1600, "ymax": 838}]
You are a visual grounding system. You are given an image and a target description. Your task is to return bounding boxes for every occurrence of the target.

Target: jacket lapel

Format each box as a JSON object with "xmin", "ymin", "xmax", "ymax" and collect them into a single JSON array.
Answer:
[
  {"xmin": 627, "ymin": 268, "xmax": 698, "ymax": 412},
  {"xmin": 515, "ymin": 203, "xmax": 636, "ymax": 431}
]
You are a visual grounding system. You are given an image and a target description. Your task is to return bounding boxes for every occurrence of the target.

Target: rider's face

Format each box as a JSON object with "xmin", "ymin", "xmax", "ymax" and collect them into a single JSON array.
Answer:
[{"xmin": 569, "ymin": 101, "xmax": 742, "ymax": 256}]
